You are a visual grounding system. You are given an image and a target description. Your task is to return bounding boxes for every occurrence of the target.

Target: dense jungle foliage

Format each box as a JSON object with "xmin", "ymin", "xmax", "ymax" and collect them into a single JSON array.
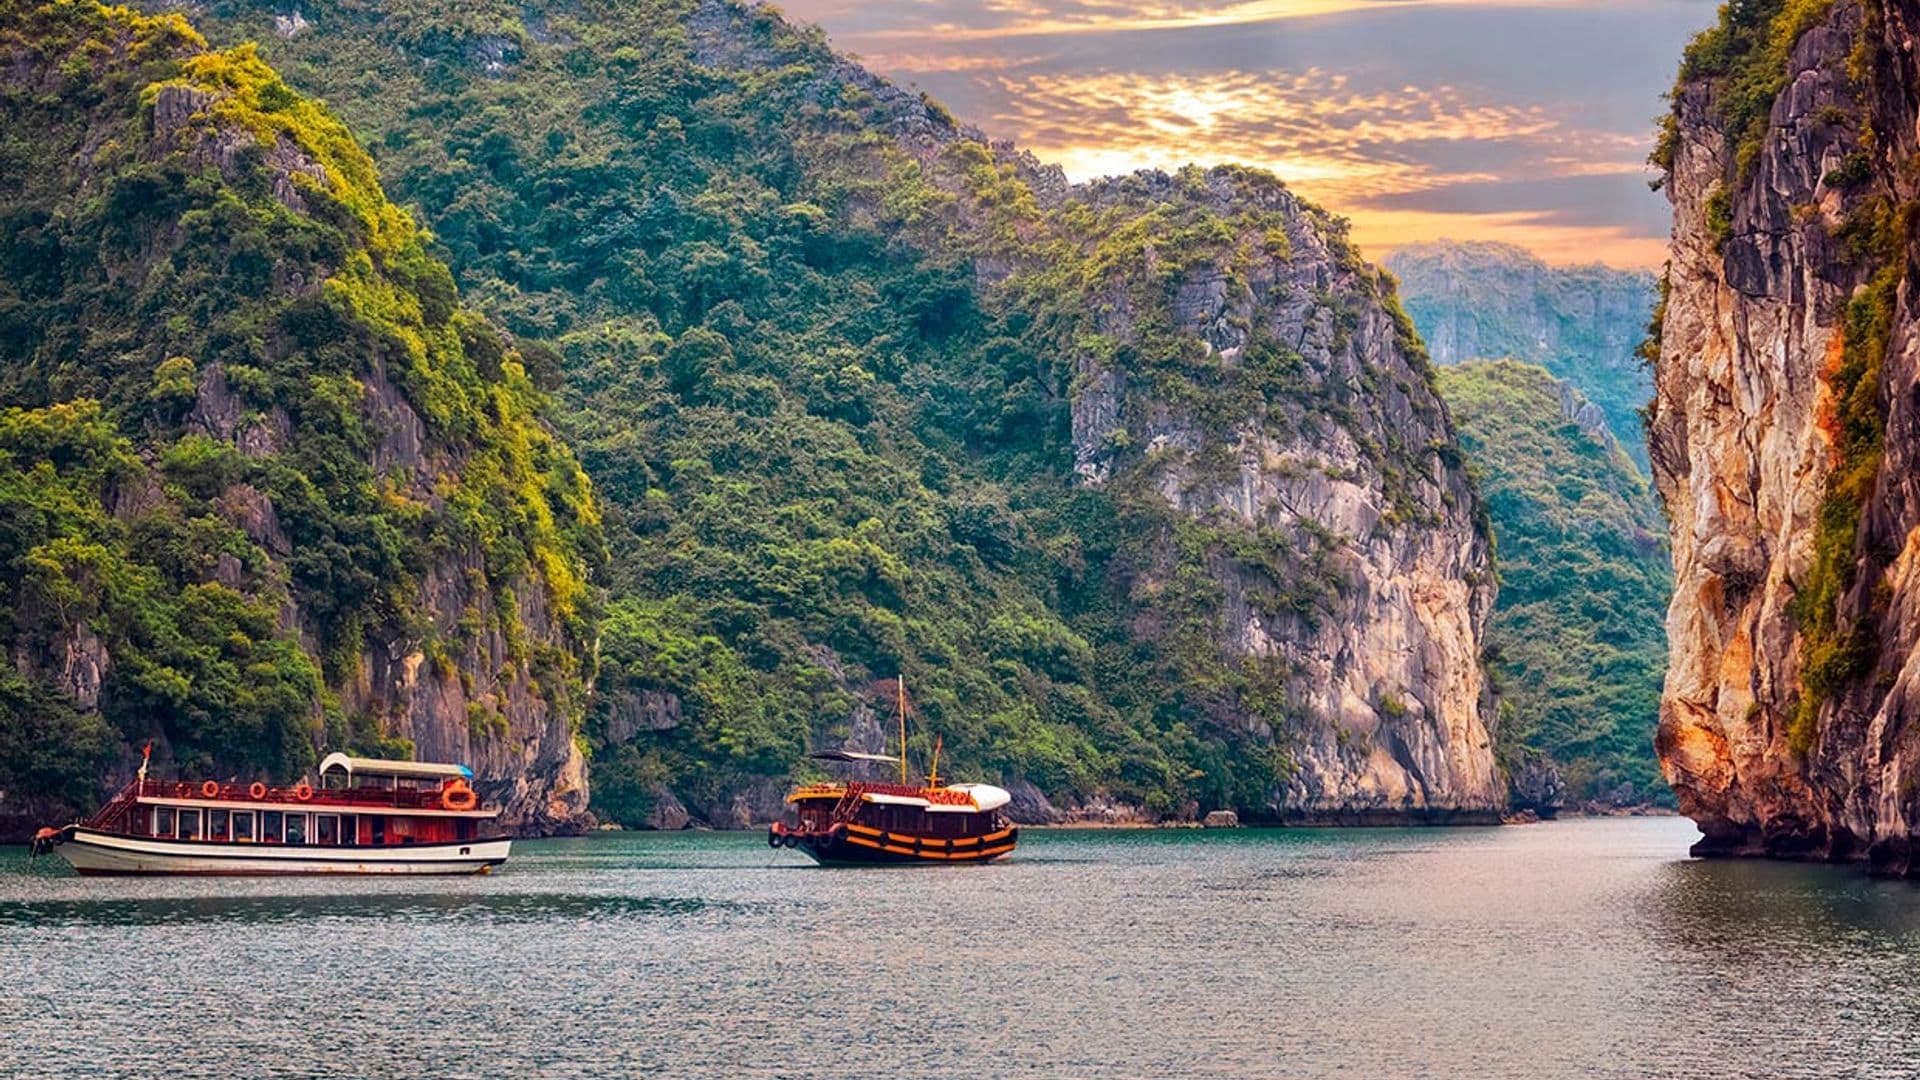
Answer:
[
  {"xmin": 119, "ymin": 0, "xmax": 1474, "ymax": 824},
  {"xmin": 1436, "ymin": 362, "xmax": 1672, "ymax": 804},
  {"xmin": 0, "ymin": 1, "xmax": 599, "ymax": 826}
]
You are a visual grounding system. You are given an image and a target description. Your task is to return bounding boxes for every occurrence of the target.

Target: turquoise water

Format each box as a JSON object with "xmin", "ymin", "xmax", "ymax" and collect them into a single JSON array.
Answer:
[{"xmin": 4, "ymin": 817, "xmax": 1919, "ymax": 1077}]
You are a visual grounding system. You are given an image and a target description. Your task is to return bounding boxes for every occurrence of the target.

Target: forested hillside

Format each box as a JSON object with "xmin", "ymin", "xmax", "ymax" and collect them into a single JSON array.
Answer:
[
  {"xmin": 1437, "ymin": 362, "xmax": 1670, "ymax": 806},
  {"xmin": 0, "ymin": 0, "xmax": 602, "ymax": 836},
  {"xmin": 90, "ymin": 0, "xmax": 1503, "ymax": 826}
]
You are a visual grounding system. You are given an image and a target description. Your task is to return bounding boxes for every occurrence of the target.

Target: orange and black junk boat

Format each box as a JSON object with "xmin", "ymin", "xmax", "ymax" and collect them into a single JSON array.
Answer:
[
  {"xmin": 770, "ymin": 681, "xmax": 1017, "ymax": 865},
  {"xmin": 770, "ymin": 757, "xmax": 1017, "ymax": 866}
]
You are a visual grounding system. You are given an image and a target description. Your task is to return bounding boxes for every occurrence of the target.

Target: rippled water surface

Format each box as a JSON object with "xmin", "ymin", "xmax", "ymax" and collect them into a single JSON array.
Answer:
[{"xmin": 7, "ymin": 817, "xmax": 1920, "ymax": 1077}]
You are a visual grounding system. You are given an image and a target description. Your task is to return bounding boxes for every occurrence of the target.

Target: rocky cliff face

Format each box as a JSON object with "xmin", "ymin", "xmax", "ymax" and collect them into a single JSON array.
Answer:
[
  {"xmin": 1064, "ymin": 171, "xmax": 1503, "ymax": 822},
  {"xmin": 1651, "ymin": 0, "xmax": 1920, "ymax": 871},
  {"xmin": 0, "ymin": 3, "xmax": 600, "ymax": 837},
  {"xmin": 1386, "ymin": 241, "xmax": 1658, "ymax": 469},
  {"xmin": 128, "ymin": 0, "xmax": 1504, "ymax": 826}
]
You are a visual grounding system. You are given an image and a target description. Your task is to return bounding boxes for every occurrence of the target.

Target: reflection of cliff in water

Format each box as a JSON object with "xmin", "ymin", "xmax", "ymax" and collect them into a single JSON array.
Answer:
[
  {"xmin": 1644, "ymin": 857, "xmax": 1920, "ymax": 1054},
  {"xmin": 1650, "ymin": 857, "xmax": 1920, "ymax": 948}
]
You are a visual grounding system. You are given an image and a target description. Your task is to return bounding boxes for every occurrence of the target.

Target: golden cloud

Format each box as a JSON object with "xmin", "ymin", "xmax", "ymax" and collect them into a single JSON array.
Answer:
[
  {"xmin": 854, "ymin": 0, "xmax": 1603, "ymax": 41},
  {"xmin": 985, "ymin": 70, "xmax": 1567, "ymax": 193}
]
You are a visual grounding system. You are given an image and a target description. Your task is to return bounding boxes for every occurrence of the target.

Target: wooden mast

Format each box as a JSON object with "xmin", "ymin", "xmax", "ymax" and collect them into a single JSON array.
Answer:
[{"xmin": 897, "ymin": 676, "xmax": 909, "ymax": 785}]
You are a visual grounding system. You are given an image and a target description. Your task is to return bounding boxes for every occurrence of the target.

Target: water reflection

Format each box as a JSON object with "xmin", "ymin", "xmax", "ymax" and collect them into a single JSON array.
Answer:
[
  {"xmin": 0, "ymin": 891, "xmax": 745, "ymax": 928},
  {"xmin": 5, "ymin": 820, "xmax": 1919, "ymax": 1076},
  {"xmin": 1649, "ymin": 856, "xmax": 1920, "ymax": 953}
]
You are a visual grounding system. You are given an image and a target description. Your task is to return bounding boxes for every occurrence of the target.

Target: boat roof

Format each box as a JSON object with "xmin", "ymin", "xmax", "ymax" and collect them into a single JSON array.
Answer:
[
  {"xmin": 317, "ymin": 752, "xmax": 473, "ymax": 781},
  {"xmin": 806, "ymin": 750, "xmax": 902, "ymax": 764},
  {"xmin": 788, "ymin": 782, "xmax": 1013, "ymax": 813},
  {"xmin": 948, "ymin": 783, "xmax": 1011, "ymax": 812}
]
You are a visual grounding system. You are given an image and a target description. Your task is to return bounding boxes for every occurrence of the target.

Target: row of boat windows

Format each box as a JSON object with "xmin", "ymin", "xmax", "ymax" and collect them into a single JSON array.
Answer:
[
  {"xmin": 149, "ymin": 808, "xmax": 355, "ymax": 845},
  {"xmin": 797, "ymin": 805, "xmax": 1006, "ymax": 836}
]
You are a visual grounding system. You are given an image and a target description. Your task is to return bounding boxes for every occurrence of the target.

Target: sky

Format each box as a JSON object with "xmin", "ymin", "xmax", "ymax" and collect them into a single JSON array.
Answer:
[{"xmin": 773, "ymin": 0, "xmax": 1720, "ymax": 268}]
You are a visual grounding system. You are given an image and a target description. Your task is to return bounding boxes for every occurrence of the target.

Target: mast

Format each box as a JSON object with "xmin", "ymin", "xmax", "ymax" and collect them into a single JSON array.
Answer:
[{"xmin": 897, "ymin": 676, "xmax": 909, "ymax": 785}]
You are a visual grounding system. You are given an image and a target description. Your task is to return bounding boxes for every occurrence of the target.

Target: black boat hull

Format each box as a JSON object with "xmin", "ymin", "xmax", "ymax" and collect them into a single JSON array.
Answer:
[{"xmin": 770, "ymin": 822, "xmax": 1017, "ymax": 865}]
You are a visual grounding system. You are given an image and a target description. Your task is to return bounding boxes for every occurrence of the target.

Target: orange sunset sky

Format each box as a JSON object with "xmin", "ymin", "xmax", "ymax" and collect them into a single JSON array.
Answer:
[{"xmin": 776, "ymin": 0, "xmax": 1721, "ymax": 269}]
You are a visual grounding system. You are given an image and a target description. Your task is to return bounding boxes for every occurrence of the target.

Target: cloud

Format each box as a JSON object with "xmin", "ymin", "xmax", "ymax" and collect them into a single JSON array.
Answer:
[
  {"xmin": 775, "ymin": 0, "xmax": 1713, "ymax": 265},
  {"xmin": 981, "ymin": 69, "xmax": 1632, "ymax": 208},
  {"xmin": 838, "ymin": 0, "xmax": 1635, "ymax": 40}
]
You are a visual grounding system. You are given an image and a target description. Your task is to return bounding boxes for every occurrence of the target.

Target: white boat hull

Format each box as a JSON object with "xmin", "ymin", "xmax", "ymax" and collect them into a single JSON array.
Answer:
[{"xmin": 52, "ymin": 828, "xmax": 511, "ymax": 876}]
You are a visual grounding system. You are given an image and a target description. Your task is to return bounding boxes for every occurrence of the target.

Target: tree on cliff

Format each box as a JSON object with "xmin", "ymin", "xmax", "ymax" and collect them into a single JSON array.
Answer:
[{"xmin": 0, "ymin": 1, "xmax": 601, "ymax": 833}]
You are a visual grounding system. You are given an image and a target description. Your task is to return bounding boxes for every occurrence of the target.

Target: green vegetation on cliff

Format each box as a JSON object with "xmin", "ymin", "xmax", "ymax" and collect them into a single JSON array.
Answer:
[
  {"xmin": 1436, "ymin": 362, "xmax": 1671, "ymax": 804},
  {"xmin": 0, "ymin": 1, "xmax": 600, "ymax": 827},
  {"xmin": 1657, "ymin": 0, "xmax": 1838, "ymax": 177},
  {"xmin": 135, "ymin": 0, "xmax": 1484, "ymax": 824}
]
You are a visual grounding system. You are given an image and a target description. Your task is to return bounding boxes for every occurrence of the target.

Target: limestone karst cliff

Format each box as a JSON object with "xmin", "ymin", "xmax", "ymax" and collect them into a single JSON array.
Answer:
[
  {"xmin": 1651, "ymin": 0, "xmax": 1920, "ymax": 870},
  {"xmin": 10, "ymin": 0, "xmax": 1507, "ymax": 826},
  {"xmin": 1437, "ymin": 361, "xmax": 1670, "ymax": 809},
  {"xmin": 0, "ymin": 2, "xmax": 602, "ymax": 838},
  {"xmin": 1060, "ymin": 171, "xmax": 1503, "ymax": 822}
]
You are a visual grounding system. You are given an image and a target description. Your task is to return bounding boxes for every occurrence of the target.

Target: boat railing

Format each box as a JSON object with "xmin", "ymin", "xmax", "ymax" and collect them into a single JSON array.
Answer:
[
  {"xmin": 84, "ymin": 781, "xmax": 146, "ymax": 829},
  {"xmin": 120, "ymin": 777, "xmax": 459, "ymax": 810},
  {"xmin": 825, "ymin": 779, "xmax": 973, "ymax": 823}
]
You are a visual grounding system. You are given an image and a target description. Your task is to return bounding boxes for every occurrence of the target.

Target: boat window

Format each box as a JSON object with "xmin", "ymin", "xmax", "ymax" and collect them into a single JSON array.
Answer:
[
  {"xmin": 178, "ymin": 809, "xmax": 202, "ymax": 841},
  {"xmin": 154, "ymin": 806, "xmax": 176, "ymax": 838},
  {"xmin": 262, "ymin": 811, "xmax": 283, "ymax": 843},
  {"xmin": 232, "ymin": 812, "xmax": 255, "ymax": 843},
  {"xmin": 315, "ymin": 815, "xmax": 338, "ymax": 846},
  {"xmin": 340, "ymin": 814, "xmax": 357, "ymax": 845},
  {"xmin": 284, "ymin": 813, "xmax": 307, "ymax": 845},
  {"xmin": 370, "ymin": 816, "xmax": 386, "ymax": 845},
  {"xmin": 208, "ymin": 810, "xmax": 230, "ymax": 841}
]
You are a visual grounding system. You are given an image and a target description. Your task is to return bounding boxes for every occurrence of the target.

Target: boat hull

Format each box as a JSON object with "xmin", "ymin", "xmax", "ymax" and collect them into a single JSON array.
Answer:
[
  {"xmin": 50, "ymin": 828, "xmax": 511, "ymax": 876},
  {"xmin": 772, "ymin": 823, "xmax": 1017, "ymax": 866}
]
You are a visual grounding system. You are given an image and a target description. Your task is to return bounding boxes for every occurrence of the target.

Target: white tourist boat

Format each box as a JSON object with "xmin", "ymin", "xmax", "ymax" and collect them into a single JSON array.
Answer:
[{"xmin": 31, "ymin": 751, "xmax": 512, "ymax": 876}]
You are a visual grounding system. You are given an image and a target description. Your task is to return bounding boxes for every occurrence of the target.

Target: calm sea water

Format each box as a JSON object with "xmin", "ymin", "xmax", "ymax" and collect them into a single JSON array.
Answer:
[{"xmin": 4, "ymin": 817, "xmax": 1918, "ymax": 1077}]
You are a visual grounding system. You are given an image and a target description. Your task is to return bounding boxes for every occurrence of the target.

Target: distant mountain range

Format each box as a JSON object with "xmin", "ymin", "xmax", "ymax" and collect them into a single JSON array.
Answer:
[{"xmin": 1386, "ymin": 241, "xmax": 1658, "ymax": 470}]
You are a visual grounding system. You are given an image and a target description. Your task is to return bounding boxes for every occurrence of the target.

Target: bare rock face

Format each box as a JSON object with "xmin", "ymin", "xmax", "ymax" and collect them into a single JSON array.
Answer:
[
  {"xmin": 1070, "ymin": 170, "xmax": 1503, "ymax": 824},
  {"xmin": 1651, "ymin": 0, "xmax": 1920, "ymax": 870}
]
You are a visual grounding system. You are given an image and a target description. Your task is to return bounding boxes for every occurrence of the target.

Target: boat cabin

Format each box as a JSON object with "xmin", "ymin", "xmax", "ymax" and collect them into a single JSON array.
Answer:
[{"xmin": 85, "ymin": 753, "xmax": 500, "ymax": 849}]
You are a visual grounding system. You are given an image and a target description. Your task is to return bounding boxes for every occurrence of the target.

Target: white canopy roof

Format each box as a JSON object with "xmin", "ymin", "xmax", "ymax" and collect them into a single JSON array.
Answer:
[
  {"xmin": 947, "ymin": 783, "xmax": 1011, "ymax": 812},
  {"xmin": 858, "ymin": 783, "xmax": 1012, "ymax": 813},
  {"xmin": 318, "ymin": 753, "xmax": 473, "ymax": 781}
]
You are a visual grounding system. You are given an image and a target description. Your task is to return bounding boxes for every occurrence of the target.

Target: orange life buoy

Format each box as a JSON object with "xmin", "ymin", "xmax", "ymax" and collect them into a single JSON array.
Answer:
[
  {"xmin": 440, "ymin": 781, "xmax": 478, "ymax": 812},
  {"xmin": 293, "ymin": 781, "xmax": 314, "ymax": 802},
  {"xmin": 248, "ymin": 781, "xmax": 267, "ymax": 800},
  {"xmin": 201, "ymin": 780, "xmax": 219, "ymax": 798}
]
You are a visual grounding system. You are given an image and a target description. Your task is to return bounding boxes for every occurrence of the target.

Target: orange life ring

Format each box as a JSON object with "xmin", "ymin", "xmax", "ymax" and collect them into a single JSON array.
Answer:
[
  {"xmin": 440, "ymin": 781, "xmax": 478, "ymax": 812},
  {"xmin": 201, "ymin": 780, "xmax": 220, "ymax": 798},
  {"xmin": 248, "ymin": 781, "xmax": 267, "ymax": 800},
  {"xmin": 293, "ymin": 781, "xmax": 314, "ymax": 802}
]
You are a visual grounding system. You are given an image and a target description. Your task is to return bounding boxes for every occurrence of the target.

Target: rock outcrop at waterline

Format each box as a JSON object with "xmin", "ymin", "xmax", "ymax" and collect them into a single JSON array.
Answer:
[{"xmin": 1651, "ymin": 0, "xmax": 1920, "ymax": 871}]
